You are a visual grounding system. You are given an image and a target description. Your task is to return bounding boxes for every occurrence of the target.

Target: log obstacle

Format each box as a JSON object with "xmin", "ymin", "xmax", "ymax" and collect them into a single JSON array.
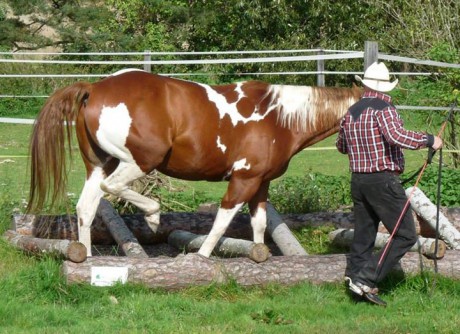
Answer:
[
  {"xmin": 11, "ymin": 208, "xmax": 460, "ymax": 245},
  {"xmin": 3, "ymin": 230, "xmax": 87, "ymax": 263},
  {"xmin": 406, "ymin": 187, "xmax": 460, "ymax": 249},
  {"xmin": 329, "ymin": 228, "xmax": 447, "ymax": 259},
  {"xmin": 168, "ymin": 230, "xmax": 271, "ymax": 263},
  {"xmin": 62, "ymin": 250, "xmax": 460, "ymax": 289},
  {"xmin": 266, "ymin": 203, "xmax": 308, "ymax": 256},
  {"xmin": 96, "ymin": 199, "xmax": 148, "ymax": 258}
]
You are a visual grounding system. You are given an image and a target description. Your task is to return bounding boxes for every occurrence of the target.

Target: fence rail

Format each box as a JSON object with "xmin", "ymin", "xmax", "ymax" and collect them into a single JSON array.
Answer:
[{"xmin": 1, "ymin": 43, "xmax": 459, "ymax": 124}]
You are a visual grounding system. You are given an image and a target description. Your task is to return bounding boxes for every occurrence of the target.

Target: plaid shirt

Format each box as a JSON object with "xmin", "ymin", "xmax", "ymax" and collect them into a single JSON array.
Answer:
[{"xmin": 336, "ymin": 91, "xmax": 429, "ymax": 173}]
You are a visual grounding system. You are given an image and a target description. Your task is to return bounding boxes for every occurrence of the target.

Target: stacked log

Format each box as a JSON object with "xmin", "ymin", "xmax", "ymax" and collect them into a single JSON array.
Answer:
[
  {"xmin": 3, "ymin": 230, "xmax": 87, "ymax": 263},
  {"xmin": 62, "ymin": 250, "xmax": 460, "ymax": 289},
  {"xmin": 329, "ymin": 228, "xmax": 446, "ymax": 259},
  {"xmin": 168, "ymin": 230, "xmax": 270, "ymax": 263}
]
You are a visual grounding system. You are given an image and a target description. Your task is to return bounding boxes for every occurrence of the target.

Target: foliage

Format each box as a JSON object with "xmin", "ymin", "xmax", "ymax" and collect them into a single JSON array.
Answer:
[
  {"xmin": 293, "ymin": 225, "xmax": 348, "ymax": 254},
  {"xmin": 269, "ymin": 173, "xmax": 352, "ymax": 214},
  {"xmin": 416, "ymin": 166, "xmax": 460, "ymax": 207}
]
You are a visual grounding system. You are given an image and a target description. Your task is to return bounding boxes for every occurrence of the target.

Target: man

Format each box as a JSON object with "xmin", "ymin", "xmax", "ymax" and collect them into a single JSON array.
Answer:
[{"xmin": 336, "ymin": 61, "xmax": 443, "ymax": 307}]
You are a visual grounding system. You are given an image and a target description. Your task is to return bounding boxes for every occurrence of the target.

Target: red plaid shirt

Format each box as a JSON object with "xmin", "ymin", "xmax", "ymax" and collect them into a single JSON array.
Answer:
[{"xmin": 336, "ymin": 91, "xmax": 429, "ymax": 173}]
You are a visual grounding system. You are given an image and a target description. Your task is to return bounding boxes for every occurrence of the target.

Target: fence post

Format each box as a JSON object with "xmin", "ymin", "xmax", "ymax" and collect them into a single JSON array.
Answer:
[
  {"xmin": 143, "ymin": 50, "xmax": 151, "ymax": 73},
  {"xmin": 317, "ymin": 49, "xmax": 325, "ymax": 87},
  {"xmin": 364, "ymin": 41, "xmax": 378, "ymax": 70}
]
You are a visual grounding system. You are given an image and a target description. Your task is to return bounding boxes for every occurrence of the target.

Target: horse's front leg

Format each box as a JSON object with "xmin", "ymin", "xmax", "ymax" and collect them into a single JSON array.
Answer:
[
  {"xmin": 248, "ymin": 181, "xmax": 270, "ymax": 244},
  {"xmin": 76, "ymin": 167, "xmax": 105, "ymax": 256},
  {"xmin": 198, "ymin": 176, "xmax": 263, "ymax": 258},
  {"xmin": 198, "ymin": 202, "xmax": 244, "ymax": 257}
]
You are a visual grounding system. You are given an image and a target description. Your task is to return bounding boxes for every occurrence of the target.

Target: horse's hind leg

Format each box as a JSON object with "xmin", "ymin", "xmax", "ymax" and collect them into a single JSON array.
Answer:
[
  {"xmin": 76, "ymin": 166, "xmax": 105, "ymax": 256},
  {"xmin": 100, "ymin": 161, "xmax": 161, "ymax": 232}
]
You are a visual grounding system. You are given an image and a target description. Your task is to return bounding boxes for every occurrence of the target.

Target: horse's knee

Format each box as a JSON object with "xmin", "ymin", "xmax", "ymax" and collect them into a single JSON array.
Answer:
[{"xmin": 100, "ymin": 180, "xmax": 124, "ymax": 196}]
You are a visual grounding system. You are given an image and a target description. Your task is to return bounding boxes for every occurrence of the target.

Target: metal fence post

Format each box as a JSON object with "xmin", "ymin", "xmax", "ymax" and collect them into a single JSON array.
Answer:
[
  {"xmin": 317, "ymin": 49, "xmax": 325, "ymax": 87},
  {"xmin": 364, "ymin": 41, "xmax": 378, "ymax": 70},
  {"xmin": 143, "ymin": 50, "xmax": 151, "ymax": 73}
]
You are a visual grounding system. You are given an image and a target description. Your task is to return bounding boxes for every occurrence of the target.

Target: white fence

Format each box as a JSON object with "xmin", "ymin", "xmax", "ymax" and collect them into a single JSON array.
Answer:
[{"xmin": 1, "ymin": 45, "xmax": 459, "ymax": 125}]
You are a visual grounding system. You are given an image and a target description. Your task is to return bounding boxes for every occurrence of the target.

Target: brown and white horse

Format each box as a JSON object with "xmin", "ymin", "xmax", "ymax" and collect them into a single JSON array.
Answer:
[{"xmin": 27, "ymin": 69, "xmax": 361, "ymax": 257}]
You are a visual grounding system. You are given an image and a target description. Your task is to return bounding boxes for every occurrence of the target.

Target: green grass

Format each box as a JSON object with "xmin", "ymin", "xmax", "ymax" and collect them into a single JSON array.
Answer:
[{"xmin": 0, "ymin": 255, "xmax": 459, "ymax": 333}]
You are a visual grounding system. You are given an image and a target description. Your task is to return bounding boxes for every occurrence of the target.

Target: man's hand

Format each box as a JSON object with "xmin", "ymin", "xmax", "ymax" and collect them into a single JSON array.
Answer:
[{"xmin": 432, "ymin": 136, "xmax": 443, "ymax": 150}]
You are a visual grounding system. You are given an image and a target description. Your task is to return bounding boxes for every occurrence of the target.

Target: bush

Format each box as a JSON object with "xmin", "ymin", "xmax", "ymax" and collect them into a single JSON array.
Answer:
[
  {"xmin": 416, "ymin": 166, "xmax": 460, "ymax": 207},
  {"xmin": 269, "ymin": 172, "xmax": 351, "ymax": 214}
]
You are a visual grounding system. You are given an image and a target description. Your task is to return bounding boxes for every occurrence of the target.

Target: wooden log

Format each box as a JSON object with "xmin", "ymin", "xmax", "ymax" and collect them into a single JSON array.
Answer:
[
  {"xmin": 12, "ymin": 207, "xmax": 460, "ymax": 245},
  {"xmin": 96, "ymin": 199, "xmax": 148, "ymax": 258},
  {"xmin": 168, "ymin": 230, "xmax": 270, "ymax": 263},
  {"xmin": 329, "ymin": 228, "xmax": 446, "ymax": 259},
  {"xmin": 406, "ymin": 187, "xmax": 460, "ymax": 249},
  {"xmin": 3, "ymin": 230, "xmax": 87, "ymax": 263},
  {"xmin": 266, "ymin": 203, "xmax": 308, "ymax": 256},
  {"xmin": 62, "ymin": 250, "xmax": 460, "ymax": 289}
]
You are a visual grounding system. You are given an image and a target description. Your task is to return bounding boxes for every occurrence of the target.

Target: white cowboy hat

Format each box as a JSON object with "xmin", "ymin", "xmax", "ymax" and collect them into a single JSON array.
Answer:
[{"xmin": 355, "ymin": 62, "xmax": 398, "ymax": 92}]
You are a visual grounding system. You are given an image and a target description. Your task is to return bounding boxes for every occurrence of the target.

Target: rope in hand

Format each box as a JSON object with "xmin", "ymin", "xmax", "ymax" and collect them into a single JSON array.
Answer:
[{"xmin": 376, "ymin": 99, "xmax": 457, "ymax": 271}]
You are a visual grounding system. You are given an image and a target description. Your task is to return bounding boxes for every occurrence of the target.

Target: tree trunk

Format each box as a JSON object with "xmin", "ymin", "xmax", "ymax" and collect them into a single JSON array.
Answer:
[
  {"xmin": 12, "ymin": 207, "xmax": 460, "ymax": 245},
  {"xmin": 329, "ymin": 228, "xmax": 446, "ymax": 259},
  {"xmin": 3, "ymin": 230, "xmax": 87, "ymax": 263},
  {"xmin": 168, "ymin": 230, "xmax": 270, "ymax": 263},
  {"xmin": 406, "ymin": 187, "xmax": 460, "ymax": 249},
  {"xmin": 62, "ymin": 250, "xmax": 460, "ymax": 289},
  {"xmin": 96, "ymin": 199, "xmax": 148, "ymax": 258},
  {"xmin": 266, "ymin": 203, "xmax": 308, "ymax": 256}
]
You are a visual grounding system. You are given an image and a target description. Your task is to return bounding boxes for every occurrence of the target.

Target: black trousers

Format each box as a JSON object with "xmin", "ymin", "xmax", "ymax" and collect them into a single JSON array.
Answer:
[{"xmin": 345, "ymin": 172, "xmax": 417, "ymax": 288}]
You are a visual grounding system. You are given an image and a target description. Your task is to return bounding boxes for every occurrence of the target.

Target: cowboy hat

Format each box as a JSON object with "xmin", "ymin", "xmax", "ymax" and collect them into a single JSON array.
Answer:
[{"xmin": 355, "ymin": 62, "xmax": 398, "ymax": 92}]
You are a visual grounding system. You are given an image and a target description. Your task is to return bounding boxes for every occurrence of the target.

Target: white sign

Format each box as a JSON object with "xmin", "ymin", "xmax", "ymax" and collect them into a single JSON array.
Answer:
[{"xmin": 91, "ymin": 266, "xmax": 129, "ymax": 287}]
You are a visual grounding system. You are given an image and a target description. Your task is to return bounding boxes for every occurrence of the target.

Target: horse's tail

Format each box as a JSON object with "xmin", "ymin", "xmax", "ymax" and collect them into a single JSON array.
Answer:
[{"xmin": 26, "ymin": 82, "xmax": 92, "ymax": 214}]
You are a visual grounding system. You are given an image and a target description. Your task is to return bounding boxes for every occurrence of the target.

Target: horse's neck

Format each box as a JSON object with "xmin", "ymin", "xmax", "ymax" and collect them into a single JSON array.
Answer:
[{"xmin": 270, "ymin": 85, "xmax": 360, "ymax": 152}]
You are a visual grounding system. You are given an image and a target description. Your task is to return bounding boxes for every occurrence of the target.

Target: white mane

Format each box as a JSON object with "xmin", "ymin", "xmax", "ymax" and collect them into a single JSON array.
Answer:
[{"xmin": 268, "ymin": 84, "xmax": 358, "ymax": 132}]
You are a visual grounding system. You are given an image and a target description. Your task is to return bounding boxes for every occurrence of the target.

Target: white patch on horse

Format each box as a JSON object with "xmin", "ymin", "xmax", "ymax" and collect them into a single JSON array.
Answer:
[
  {"xmin": 216, "ymin": 136, "xmax": 227, "ymax": 153},
  {"xmin": 233, "ymin": 158, "xmax": 251, "ymax": 171},
  {"xmin": 198, "ymin": 82, "xmax": 269, "ymax": 126},
  {"xmin": 268, "ymin": 85, "xmax": 316, "ymax": 132},
  {"xmin": 96, "ymin": 103, "xmax": 135, "ymax": 162},
  {"xmin": 198, "ymin": 202, "xmax": 245, "ymax": 257},
  {"xmin": 251, "ymin": 206, "xmax": 267, "ymax": 244},
  {"xmin": 111, "ymin": 68, "xmax": 146, "ymax": 76}
]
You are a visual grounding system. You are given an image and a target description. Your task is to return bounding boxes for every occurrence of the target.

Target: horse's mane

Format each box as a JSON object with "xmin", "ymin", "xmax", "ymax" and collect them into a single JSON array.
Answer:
[{"xmin": 268, "ymin": 84, "xmax": 361, "ymax": 132}]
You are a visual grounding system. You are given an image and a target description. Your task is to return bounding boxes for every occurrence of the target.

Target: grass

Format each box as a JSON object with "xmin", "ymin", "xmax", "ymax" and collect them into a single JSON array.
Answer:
[{"xmin": 1, "ymin": 122, "xmax": 460, "ymax": 333}]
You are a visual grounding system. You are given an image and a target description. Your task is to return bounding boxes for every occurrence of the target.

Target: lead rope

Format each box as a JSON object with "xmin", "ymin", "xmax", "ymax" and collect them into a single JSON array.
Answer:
[{"xmin": 376, "ymin": 100, "xmax": 456, "ymax": 273}]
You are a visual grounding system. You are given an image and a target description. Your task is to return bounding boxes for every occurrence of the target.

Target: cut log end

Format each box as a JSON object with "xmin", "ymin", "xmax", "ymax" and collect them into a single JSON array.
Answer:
[
  {"xmin": 425, "ymin": 239, "xmax": 447, "ymax": 260},
  {"xmin": 66, "ymin": 242, "xmax": 88, "ymax": 263},
  {"xmin": 249, "ymin": 243, "xmax": 271, "ymax": 263}
]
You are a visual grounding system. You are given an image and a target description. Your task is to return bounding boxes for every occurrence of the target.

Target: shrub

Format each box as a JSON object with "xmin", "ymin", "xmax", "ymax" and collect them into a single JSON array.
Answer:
[{"xmin": 269, "ymin": 172, "xmax": 351, "ymax": 214}]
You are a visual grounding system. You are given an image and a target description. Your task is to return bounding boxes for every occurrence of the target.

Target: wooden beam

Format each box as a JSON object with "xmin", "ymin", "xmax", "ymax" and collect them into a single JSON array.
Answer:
[
  {"xmin": 168, "ymin": 230, "xmax": 270, "ymax": 263},
  {"xmin": 4, "ymin": 230, "xmax": 86, "ymax": 263},
  {"xmin": 266, "ymin": 203, "xmax": 308, "ymax": 256},
  {"xmin": 329, "ymin": 228, "xmax": 446, "ymax": 259},
  {"xmin": 96, "ymin": 199, "xmax": 148, "ymax": 258},
  {"xmin": 62, "ymin": 250, "xmax": 460, "ymax": 289},
  {"xmin": 406, "ymin": 187, "xmax": 460, "ymax": 249}
]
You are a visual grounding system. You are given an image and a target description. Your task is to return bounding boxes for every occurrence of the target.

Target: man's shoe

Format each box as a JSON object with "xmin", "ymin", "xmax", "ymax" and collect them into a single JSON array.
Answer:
[
  {"xmin": 355, "ymin": 282, "xmax": 387, "ymax": 307},
  {"xmin": 344, "ymin": 276, "xmax": 363, "ymax": 296},
  {"xmin": 363, "ymin": 291, "xmax": 387, "ymax": 307}
]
